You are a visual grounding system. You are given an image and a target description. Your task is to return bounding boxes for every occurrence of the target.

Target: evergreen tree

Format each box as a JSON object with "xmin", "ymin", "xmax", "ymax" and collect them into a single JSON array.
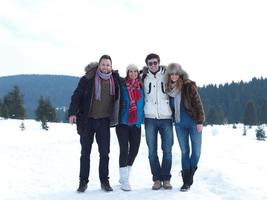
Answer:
[
  {"xmin": 255, "ymin": 126, "xmax": 266, "ymax": 141},
  {"xmin": 0, "ymin": 98, "xmax": 2, "ymax": 117},
  {"xmin": 2, "ymin": 86, "xmax": 26, "ymax": 119},
  {"xmin": 243, "ymin": 100, "xmax": 257, "ymax": 126},
  {"xmin": 1, "ymin": 103, "xmax": 9, "ymax": 119},
  {"xmin": 206, "ymin": 107, "xmax": 217, "ymax": 125},
  {"xmin": 206, "ymin": 106, "xmax": 225, "ymax": 125},
  {"xmin": 216, "ymin": 106, "xmax": 225, "ymax": 124},
  {"xmin": 20, "ymin": 121, "xmax": 26, "ymax": 131},
  {"xmin": 259, "ymin": 98, "xmax": 267, "ymax": 124},
  {"xmin": 41, "ymin": 120, "xmax": 49, "ymax": 131},
  {"xmin": 243, "ymin": 125, "xmax": 247, "ymax": 136},
  {"xmin": 35, "ymin": 96, "xmax": 57, "ymax": 123}
]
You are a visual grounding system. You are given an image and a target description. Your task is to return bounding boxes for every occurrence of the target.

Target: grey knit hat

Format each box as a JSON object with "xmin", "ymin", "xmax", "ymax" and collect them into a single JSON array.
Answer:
[{"xmin": 126, "ymin": 64, "xmax": 139, "ymax": 73}]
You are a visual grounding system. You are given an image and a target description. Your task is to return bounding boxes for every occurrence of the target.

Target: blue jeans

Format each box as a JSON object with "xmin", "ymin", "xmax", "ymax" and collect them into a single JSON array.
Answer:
[
  {"xmin": 175, "ymin": 124, "xmax": 202, "ymax": 171},
  {"xmin": 144, "ymin": 118, "xmax": 173, "ymax": 181}
]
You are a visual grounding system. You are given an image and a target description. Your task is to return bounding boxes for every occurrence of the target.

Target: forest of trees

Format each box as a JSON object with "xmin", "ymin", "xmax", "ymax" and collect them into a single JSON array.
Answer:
[
  {"xmin": 0, "ymin": 86, "xmax": 58, "ymax": 128},
  {"xmin": 199, "ymin": 77, "xmax": 267, "ymax": 125},
  {"xmin": 1, "ymin": 75, "xmax": 267, "ymax": 125}
]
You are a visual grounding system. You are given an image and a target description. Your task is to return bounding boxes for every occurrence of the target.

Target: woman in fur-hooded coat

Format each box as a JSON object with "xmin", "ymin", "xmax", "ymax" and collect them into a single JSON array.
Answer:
[{"xmin": 165, "ymin": 63, "xmax": 205, "ymax": 192}]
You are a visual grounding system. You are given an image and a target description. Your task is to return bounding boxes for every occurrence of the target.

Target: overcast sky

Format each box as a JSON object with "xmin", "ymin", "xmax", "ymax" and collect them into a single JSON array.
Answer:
[{"xmin": 1, "ymin": 0, "xmax": 267, "ymax": 86}]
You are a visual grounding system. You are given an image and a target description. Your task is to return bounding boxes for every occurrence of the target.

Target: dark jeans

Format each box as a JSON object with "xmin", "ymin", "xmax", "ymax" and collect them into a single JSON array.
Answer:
[
  {"xmin": 116, "ymin": 124, "xmax": 141, "ymax": 167},
  {"xmin": 144, "ymin": 118, "xmax": 173, "ymax": 181},
  {"xmin": 79, "ymin": 118, "xmax": 110, "ymax": 183}
]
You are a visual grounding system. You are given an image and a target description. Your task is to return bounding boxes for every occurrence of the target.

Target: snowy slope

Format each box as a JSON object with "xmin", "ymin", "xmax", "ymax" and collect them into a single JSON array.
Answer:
[{"xmin": 0, "ymin": 119, "xmax": 266, "ymax": 200}]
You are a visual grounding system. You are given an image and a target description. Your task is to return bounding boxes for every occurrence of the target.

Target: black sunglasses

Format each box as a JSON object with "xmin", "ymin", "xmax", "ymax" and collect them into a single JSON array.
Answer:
[{"xmin": 148, "ymin": 61, "xmax": 158, "ymax": 66}]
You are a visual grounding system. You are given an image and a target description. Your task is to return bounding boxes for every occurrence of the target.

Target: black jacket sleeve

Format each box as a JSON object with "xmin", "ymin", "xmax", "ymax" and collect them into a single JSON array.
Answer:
[{"xmin": 68, "ymin": 76, "xmax": 86, "ymax": 117}]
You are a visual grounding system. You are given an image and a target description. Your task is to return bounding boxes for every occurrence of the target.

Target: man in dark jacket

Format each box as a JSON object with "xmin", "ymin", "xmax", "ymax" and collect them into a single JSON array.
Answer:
[{"xmin": 68, "ymin": 55, "xmax": 120, "ymax": 192}]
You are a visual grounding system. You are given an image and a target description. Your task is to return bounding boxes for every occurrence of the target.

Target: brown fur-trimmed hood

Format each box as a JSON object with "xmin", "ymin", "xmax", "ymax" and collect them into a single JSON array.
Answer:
[{"xmin": 84, "ymin": 62, "xmax": 98, "ymax": 79}]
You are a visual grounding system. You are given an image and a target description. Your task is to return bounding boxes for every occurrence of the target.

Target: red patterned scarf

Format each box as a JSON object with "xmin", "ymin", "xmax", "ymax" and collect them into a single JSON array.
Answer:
[{"xmin": 126, "ymin": 79, "xmax": 141, "ymax": 124}]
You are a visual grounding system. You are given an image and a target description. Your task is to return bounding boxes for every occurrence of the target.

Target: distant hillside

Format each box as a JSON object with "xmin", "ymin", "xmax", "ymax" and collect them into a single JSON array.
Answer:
[{"xmin": 0, "ymin": 74, "xmax": 79, "ymax": 119}]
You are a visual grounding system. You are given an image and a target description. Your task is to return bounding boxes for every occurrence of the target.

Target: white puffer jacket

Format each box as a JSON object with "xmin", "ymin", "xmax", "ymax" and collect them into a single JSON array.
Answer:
[{"xmin": 143, "ymin": 66, "xmax": 172, "ymax": 119}]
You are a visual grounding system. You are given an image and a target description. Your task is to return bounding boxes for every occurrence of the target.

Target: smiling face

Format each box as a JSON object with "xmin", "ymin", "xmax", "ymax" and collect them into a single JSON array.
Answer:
[
  {"xmin": 98, "ymin": 58, "xmax": 112, "ymax": 74},
  {"xmin": 170, "ymin": 73, "xmax": 180, "ymax": 82},
  {"xmin": 147, "ymin": 58, "xmax": 159, "ymax": 73},
  {"xmin": 128, "ymin": 69, "xmax": 139, "ymax": 80}
]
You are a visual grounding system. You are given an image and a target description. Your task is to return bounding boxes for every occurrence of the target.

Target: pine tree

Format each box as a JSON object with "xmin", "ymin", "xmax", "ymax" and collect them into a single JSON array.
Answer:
[
  {"xmin": 1, "ymin": 103, "xmax": 9, "ymax": 119},
  {"xmin": 216, "ymin": 106, "xmax": 225, "ymax": 124},
  {"xmin": 243, "ymin": 125, "xmax": 247, "ymax": 136},
  {"xmin": 2, "ymin": 86, "xmax": 26, "ymax": 119},
  {"xmin": 35, "ymin": 96, "xmax": 57, "ymax": 123},
  {"xmin": 20, "ymin": 121, "xmax": 26, "ymax": 131},
  {"xmin": 41, "ymin": 120, "xmax": 49, "ymax": 131},
  {"xmin": 259, "ymin": 98, "xmax": 267, "ymax": 124},
  {"xmin": 255, "ymin": 126, "xmax": 266, "ymax": 141},
  {"xmin": 232, "ymin": 124, "xmax": 237, "ymax": 129},
  {"xmin": 243, "ymin": 100, "xmax": 257, "ymax": 126},
  {"xmin": 206, "ymin": 107, "xmax": 217, "ymax": 125},
  {"xmin": 206, "ymin": 106, "xmax": 225, "ymax": 125},
  {"xmin": 0, "ymin": 98, "xmax": 3, "ymax": 117}
]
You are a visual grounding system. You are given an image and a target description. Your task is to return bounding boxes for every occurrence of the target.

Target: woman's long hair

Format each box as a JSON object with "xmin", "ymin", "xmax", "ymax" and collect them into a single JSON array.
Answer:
[{"xmin": 166, "ymin": 74, "xmax": 183, "ymax": 93}]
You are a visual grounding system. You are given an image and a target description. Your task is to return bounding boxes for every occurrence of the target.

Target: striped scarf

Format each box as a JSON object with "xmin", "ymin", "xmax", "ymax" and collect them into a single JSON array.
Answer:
[
  {"xmin": 94, "ymin": 69, "xmax": 115, "ymax": 100},
  {"xmin": 126, "ymin": 79, "xmax": 141, "ymax": 124}
]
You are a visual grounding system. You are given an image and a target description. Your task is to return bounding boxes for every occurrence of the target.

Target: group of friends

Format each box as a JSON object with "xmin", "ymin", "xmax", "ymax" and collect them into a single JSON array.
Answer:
[{"xmin": 68, "ymin": 53, "xmax": 205, "ymax": 193}]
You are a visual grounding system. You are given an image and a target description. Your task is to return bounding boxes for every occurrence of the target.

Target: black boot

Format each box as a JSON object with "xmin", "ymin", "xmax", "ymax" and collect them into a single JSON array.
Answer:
[
  {"xmin": 77, "ymin": 180, "xmax": 88, "ymax": 193},
  {"xmin": 101, "ymin": 180, "xmax": 113, "ymax": 192},
  {"xmin": 189, "ymin": 167, "xmax": 197, "ymax": 186},
  {"xmin": 180, "ymin": 170, "xmax": 191, "ymax": 192}
]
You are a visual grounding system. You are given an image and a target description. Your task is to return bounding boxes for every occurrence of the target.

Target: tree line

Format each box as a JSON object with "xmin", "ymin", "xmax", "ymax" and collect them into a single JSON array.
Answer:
[
  {"xmin": 1, "ymin": 77, "xmax": 267, "ymax": 126},
  {"xmin": 199, "ymin": 77, "xmax": 267, "ymax": 126}
]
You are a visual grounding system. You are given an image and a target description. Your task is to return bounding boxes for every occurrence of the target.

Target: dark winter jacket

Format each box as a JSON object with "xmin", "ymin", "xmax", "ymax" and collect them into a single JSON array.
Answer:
[{"xmin": 68, "ymin": 63, "xmax": 121, "ymax": 134}]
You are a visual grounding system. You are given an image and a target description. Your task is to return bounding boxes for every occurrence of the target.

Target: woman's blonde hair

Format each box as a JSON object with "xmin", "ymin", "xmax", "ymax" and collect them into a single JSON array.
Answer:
[
  {"xmin": 165, "ymin": 63, "xmax": 186, "ymax": 92},
  {"xmin": 166, "ymin": 74, "xmax": 183, "ymax": 93}
]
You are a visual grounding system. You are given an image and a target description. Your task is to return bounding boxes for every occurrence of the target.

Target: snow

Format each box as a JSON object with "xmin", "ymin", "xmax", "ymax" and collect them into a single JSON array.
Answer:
[{"xmin": 0, "ymin": 119, "xmax": 266, "ymax": 200}]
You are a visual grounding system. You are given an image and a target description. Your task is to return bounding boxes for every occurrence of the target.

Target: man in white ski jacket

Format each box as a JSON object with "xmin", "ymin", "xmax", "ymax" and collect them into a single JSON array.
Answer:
[{"xmin": 141, "ymin": 53, "xmax": 174, "ymax": 190}]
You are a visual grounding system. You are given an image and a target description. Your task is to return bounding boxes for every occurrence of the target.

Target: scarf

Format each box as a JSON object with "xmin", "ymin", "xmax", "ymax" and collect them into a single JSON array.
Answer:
[
  {"xmin": 167, "ymin": 86, "xmax": 181, "ymax": 123},
  {"xmin": 126, "ymin": 79, "xmax": 141, "ymax": 124},
  {"xmin": 94, "ymin": 69, "xmax": 115, "ymax": 100}
]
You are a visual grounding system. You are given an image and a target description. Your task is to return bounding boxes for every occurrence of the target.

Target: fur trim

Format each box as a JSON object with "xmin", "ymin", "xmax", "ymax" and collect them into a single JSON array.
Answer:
[
  {"xmin": 167, "ymin": 63, "xmax": 189, "ymax": 80},
  {"xmin": 84, "ymin": 62, "xmax": 98, "ymax": 79}
]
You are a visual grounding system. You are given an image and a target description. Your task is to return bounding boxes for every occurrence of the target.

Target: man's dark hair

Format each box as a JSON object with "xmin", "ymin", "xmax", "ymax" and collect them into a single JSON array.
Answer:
[
  {"xmin": 99, "ymin": 54, "xmax": 112, "ymax": 64},
  {"xmin": 145, "ymin": 53, "xmax": 160, "ymax": 65}
]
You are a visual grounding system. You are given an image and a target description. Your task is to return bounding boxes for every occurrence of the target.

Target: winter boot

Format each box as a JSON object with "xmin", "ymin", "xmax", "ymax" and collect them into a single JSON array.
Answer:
[
  {"xmin": 180, "ymin": 170, "xmax": 191, "ymax": 192},
  {"xmin": 119, "ymin": 167, "xmax": 131, "ymax": 191},
  {"xmin": 152, "ymin": 180, "xmax": 162, "ymax": 190},
  {"xmin": 163, "ymin": 180, "xmax": 172, "ymax": 189},
  {"xmin": 189, "ymin": 167, "xmax": 197, "ymax": 186},
  {"xmin": 101, "ymin": 180, "xmax": 113, "ymax": 192},
  {"xmin": 128, "ymin": 165, "xmax": 132, "ymax": 180},
  {"xmin": 77, "ymin": 180, "xmax": 88, "ymax": 193},
  {"xmin": 128, "ymin": 165, "xmax": 132, "ymax": 186}
]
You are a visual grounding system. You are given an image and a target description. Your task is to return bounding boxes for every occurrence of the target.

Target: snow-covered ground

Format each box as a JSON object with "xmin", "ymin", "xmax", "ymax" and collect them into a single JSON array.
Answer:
[{"xmin": 0, "ymin": 119, "xmax": 266, "ymax": 200}]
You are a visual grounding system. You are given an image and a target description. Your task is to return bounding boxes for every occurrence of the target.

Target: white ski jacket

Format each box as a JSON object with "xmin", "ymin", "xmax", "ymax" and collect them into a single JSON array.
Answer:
[{"xmin": 142, "ymin": 66, "xmax": 172, "ymax": 119}]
